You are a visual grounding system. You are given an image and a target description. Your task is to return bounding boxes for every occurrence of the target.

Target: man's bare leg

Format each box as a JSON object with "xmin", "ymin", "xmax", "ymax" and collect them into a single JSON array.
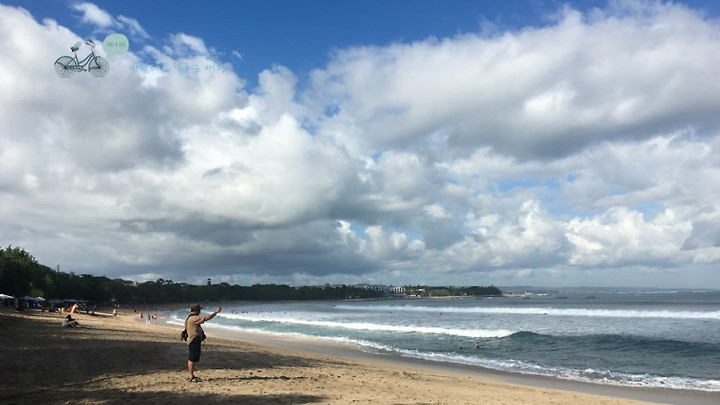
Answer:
[{"xmin": 188, "ymin": 360, "xmax": 195, "ymax": 379}]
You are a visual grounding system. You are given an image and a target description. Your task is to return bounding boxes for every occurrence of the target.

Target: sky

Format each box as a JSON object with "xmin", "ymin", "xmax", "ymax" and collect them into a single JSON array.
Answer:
[{"xmin": 1, "ymin": 0, "xmax": 719, "ymax": 289}]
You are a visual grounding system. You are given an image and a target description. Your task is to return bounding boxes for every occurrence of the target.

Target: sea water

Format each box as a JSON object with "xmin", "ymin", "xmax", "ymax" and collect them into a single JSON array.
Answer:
[{"xmin": 168, "ymin": 290, "xmax": 720, "ymax": 391}]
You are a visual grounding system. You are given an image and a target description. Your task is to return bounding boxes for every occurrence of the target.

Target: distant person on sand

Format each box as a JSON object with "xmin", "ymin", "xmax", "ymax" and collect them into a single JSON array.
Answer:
[
  {"xmin": 185, "ymin": 304, "xmax": 221, "ymax": 382},
  {"xmin": 61, "ymin": 314, "xmax": 79, "ymax": 327}
]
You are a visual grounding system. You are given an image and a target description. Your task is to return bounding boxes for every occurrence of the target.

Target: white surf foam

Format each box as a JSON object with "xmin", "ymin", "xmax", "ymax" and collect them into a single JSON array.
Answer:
[
  {"xmin": 220, "ymin": 313, "xmax": 514, "ymax": 338},
  {"xmin": 334, "ymin": 304, "xmax": 720, "ymax": 320}
]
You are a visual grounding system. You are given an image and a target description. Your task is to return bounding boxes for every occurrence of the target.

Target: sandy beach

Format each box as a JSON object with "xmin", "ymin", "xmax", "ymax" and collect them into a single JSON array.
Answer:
[{"xmin": 1, "ymin": 308, "xmax": 717, "ymax": 405}]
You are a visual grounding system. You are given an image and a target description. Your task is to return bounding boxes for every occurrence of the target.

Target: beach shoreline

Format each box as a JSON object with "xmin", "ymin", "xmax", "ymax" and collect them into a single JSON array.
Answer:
[
  {"xmin": 162, "ymin": 301, "xmax": 720, "ymax": 404},
  {"xmin": 181, "ymin": 313, "xmax": 718, "ymax": 405},
  {"xmin": 212, "ymin": 329, "xmax": 718, "ymax": 405},
  {"xmin": 2, "ymin": 307, "xmax": 717, "ymax": 404}
]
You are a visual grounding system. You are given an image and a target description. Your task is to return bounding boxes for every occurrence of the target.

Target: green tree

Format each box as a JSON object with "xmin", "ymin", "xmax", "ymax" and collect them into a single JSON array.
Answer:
[{"xmin": 0, "ymin": 246, "xmax": 47, "ymax": 296}]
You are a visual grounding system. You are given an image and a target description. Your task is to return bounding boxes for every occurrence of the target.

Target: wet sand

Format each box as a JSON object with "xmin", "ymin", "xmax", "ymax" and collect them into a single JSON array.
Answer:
[{"xmin": 1, "ymin": 308, "xmax": 717, "ymax": 404}]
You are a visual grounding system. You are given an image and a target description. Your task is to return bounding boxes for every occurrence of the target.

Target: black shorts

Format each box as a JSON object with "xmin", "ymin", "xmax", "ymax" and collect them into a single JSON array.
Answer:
[{"xmin": 188, "ymin": 336, "xmax": 202, "ymax": 362}]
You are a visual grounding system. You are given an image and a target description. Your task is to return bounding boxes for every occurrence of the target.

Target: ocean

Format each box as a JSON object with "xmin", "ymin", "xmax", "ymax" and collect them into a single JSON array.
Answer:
[{"xmin": 168, "ymin": 290, "xmax": 720, "ymax": 392}]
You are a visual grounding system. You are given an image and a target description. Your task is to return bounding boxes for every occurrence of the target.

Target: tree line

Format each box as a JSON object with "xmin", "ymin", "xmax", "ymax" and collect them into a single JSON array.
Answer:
[
  {"xmin": 404, "ymin": 285, "xmax": 502, "ymax": 297},
  {"xmin": 0, "ymin": 246, "xmax": 501, "ymax": 304}
]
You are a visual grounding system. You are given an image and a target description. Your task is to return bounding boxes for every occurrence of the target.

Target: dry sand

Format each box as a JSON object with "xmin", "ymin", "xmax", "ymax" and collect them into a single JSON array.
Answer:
[{"xmin": 0, "ymin": 309, "xmax": 715, "ymax": 405}]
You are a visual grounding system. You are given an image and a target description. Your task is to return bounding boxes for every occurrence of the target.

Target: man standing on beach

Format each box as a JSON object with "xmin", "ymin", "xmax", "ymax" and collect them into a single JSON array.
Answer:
[{"xmin": 186, "ymin": 304, "xmax": 221, "ymax": 382}]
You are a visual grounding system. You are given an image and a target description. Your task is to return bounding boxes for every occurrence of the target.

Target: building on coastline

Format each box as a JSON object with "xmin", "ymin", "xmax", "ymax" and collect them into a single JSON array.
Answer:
[
  {"xmin": 356, "ymin": 284, "xmax": 389, "ymax": 294},
  {"xmin": 354, "ymin": 284, "xmax": 406, "ymax": 296},
  {"xmin": 389, "ymin": 285, "xmax": 405, "ymax": 295}
]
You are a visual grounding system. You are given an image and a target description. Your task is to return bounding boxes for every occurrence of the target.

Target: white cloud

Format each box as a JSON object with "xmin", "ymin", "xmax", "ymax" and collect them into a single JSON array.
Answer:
[
  {"xmin": 117, "ymin": 15, "xmax": 149, "ymax": 38},
  {"xmin": 72, "ymin": 2, "xmax": 113, "ymax": 28},
  {"xmin": 566, "ymin": 206, "xmax": 692, "ymax": 266},
  {"xmin": 1, "ymin": 2, "xmax": 720, "ymax": 288},
  {"xmin": 169, "ymin": 33, "xmax": 209, "ymax": 56},
  {"xmin": 71, "ymin": 2, "xmax": 150, "ymax": 42},
  {"xmin": 309, "ymin": 2, "xmax": 720, "ymax": 160}
]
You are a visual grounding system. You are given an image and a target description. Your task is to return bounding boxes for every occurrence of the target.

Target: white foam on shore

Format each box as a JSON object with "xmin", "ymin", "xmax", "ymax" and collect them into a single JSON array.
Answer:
[
  {"xmin": 335, "ymin": 304, "xmax": 720, "ymax": 320},
  {"xmin": 392, "ymin": 350, "xmax": 720, "ymax": 392},
  {"xmin": 219, "ymin": 312, "xmax": 514, "ymax": 338}
]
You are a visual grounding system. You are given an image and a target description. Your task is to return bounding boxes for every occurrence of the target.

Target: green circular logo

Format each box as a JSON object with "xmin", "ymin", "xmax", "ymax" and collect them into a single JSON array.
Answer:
[{"xmin": 103, "ymin": 33, "xmax": 129, "ymax": 56}]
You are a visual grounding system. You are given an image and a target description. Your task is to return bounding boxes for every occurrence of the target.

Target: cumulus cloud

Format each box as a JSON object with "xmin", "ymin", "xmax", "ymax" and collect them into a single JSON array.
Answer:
[
  {"xmin": 72, "ymin": 1, "xmax": 149, "ymax": 39},
  {"xmin": 566, "ymin": 206, "xmax": 692, "ymax": 267},
  {"xmin": 168, "ymin": 33, "xmax": 209, "ymax": 56},
  {"xmin": 72, "ymin": 2, "xmax": 113, "ymax": 28},
  {"xmin": 1, "ymin": 2, "xmax": 719, "ymax": 288},
  {"xmin": 309, "ymin": 2, "xmax": 720, "ymax": 160}
]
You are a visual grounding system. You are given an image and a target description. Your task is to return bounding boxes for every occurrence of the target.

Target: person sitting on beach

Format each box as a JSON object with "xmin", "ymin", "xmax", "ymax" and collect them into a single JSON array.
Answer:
[
  {"xmin": 61, "ymin": 314, "xmax": 79, "ymax": 327},
  {"xmin": 185, "ymin": 304, "xmax": 221, "ymax": 382}
]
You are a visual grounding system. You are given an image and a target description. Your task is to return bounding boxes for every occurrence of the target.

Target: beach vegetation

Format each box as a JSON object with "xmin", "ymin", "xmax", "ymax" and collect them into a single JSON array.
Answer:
[
  {"xmin": 1, "ymin": 245, "xmax": 501, "ymax": 305},
  {"xmin": 404, "ymin": 285, "xmax": 502, "ymax": 297},
  {"xmin": 0, "ymin": 245, "xmax": 385, "ymax": 304}
]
